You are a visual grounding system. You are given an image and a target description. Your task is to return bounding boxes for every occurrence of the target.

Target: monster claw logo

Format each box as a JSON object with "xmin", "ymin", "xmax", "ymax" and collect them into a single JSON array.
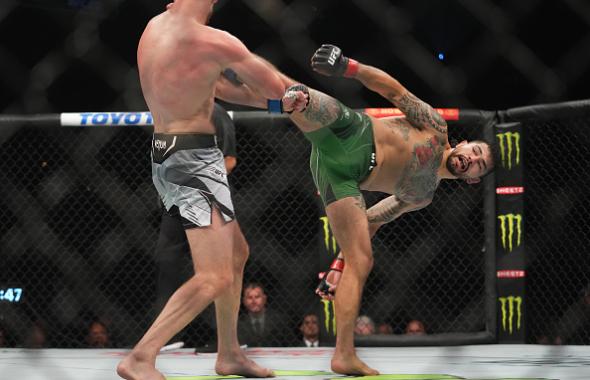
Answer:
[
  {"xmin": 496, "ymin": 131, "xmax": 520, "ymax": 169},
  {"xmin": 497, "ymin": 213, "xmax": 522, "ymax": 252},
  {"xmin": 499, "ymin": 295, "xmax": 522, "ymax": 334},
  {"xmin": 320, "ymin": 216, "xmax": 338, "ymax": 254},
  {"xmin": 321, "ymin": 299, "xmax": 337, "ymax": 335},
  {"xmin": 320, "ymin": 216, "xmax": 338, "ymax": 336}
]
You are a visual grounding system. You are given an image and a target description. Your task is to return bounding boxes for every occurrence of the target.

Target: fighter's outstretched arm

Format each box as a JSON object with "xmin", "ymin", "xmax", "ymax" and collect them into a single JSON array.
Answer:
[
  {"xmin": 215, "ymin": 72, "xmax": 268, "ymax": 108},
  {"xmin": 311, "ymin": 44, "xmax": 447, "ymax": 135},
  {"xmin": 218, "ymin": 32, "xmax": 286, "ymax": 101}
]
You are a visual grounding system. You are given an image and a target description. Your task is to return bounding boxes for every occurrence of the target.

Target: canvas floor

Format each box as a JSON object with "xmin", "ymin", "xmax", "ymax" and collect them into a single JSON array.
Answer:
[{"xmin": 1, "ymin": 345, "xmax": 589, "ymax": 380}]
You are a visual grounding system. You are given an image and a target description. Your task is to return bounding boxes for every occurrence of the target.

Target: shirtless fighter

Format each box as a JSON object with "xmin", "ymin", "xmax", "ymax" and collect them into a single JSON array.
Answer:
[
  {"xmin": 116, "ymin": 1, "xmax": 305, "ymax": 379},
  {"xmin": 280, "ymin": 44, "xmax": 495, "ymax": 375}
]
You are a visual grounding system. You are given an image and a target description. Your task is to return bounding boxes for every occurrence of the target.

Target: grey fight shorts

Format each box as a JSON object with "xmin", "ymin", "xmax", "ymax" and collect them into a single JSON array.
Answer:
[{"xmin": 151, "ymin": 133, "xmax": 235, "ymax": 229}]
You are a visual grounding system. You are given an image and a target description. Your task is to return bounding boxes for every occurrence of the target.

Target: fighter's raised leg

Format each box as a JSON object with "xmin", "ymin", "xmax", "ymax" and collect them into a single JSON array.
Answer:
[{"xmin": 285, "ymin": 88, "xmax": 345, "ymax": 133}]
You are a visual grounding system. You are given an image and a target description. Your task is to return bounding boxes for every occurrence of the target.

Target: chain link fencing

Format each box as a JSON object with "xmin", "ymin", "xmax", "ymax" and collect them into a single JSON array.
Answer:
[
  {"xmin": 0, "ymin": 112, "xmax": 490, "ymax": 348},
  {"xmin": 0, "ymin": 0, "xmax": 589, "ymax": 349},
  {"xmin": 525, "ymin": 115, "xmax": 590, "ymax": 345}
]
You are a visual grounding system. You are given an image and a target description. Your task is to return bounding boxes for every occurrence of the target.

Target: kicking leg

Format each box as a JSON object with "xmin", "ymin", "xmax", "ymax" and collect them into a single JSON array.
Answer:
[
  {"xmin": 288, "ymin": 88, "xmax": 347, "ymax": 133},
  {"xmin": 325, "ymin": 196, "xmax": 379, "ymax": 376}
]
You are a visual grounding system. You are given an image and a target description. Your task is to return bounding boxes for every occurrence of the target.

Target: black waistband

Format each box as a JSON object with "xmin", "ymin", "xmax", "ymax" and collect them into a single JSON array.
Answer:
[{"xmin": 152, "ymin": 133, "xmax": 217, "ymax": 163}]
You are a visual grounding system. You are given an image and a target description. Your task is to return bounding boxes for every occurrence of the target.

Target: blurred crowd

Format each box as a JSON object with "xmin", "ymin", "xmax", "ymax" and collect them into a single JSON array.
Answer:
[
  {"xmin": 3, "ymin": 279, "xmax": 588, "ymax": 349},
  {"xmin": 0, "ymin": 282, "xmax": 435, "ymax": 349}
]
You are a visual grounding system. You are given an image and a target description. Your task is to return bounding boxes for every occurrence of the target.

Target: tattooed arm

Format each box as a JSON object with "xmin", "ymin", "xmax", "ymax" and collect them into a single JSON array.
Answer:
[
  {"xmin": 353, "ymin": 63, "xmax": 447, "ymax": 134},
  {"xmin": 329, "ymin": 195, "xmax": 430, "ymax": 262},
  {"xmin": 367, "ymin": 194, "xmax": 430, "ymax": 227}
]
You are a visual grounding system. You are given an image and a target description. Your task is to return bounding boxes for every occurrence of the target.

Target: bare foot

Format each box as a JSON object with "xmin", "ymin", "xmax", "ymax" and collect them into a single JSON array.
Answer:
[
  {"xmin": 216, "ymin": 352, "xmax": 274, "ymax": 378},
  {"xmin": 116, "ymin": 353, "xmax": 165, "ymax": 380},
  {"xmin": 331, "ymin": 354, "xmax": 379, "ymax": 376}
]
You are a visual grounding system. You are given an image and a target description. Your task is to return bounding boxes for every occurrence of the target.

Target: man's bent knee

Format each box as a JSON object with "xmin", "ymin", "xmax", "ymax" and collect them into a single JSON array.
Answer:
[
  {"xmin": 189, "ymin": 272, "xmax": 234, "ymax": 298},
  {"xmin": 347, "ymin": 253, "xmax": 374, "ymax": 279}
]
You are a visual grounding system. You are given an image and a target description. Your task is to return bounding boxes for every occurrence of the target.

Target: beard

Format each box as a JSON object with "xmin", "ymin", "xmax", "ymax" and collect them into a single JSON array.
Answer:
[{"xmin": 446, "ymin": 151, "xmax": 467, "ymax": 177}]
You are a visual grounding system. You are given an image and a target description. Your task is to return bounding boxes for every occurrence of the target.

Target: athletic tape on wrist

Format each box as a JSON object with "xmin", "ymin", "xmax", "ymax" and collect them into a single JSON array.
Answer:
[
  {"xmin": 267, "ymin": 99, "xmax": 283, "ymax": 113},
  {"xmin": 344, "ymin": 59, "xmax": 359, "ymax": 78},
  {"xmin": 330, "ymin": 257, "xmax": 345, "ymax": 272}
]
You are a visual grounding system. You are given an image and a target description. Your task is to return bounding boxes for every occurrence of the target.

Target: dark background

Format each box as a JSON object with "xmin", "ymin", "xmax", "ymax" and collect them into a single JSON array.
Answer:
[
  {"xmin": 1, "ymin": 0, "xmax": 589, "ymax": 113},
  {"xmin": 0, "ymin": 0, "xmax": 588, "ymax": 347}
]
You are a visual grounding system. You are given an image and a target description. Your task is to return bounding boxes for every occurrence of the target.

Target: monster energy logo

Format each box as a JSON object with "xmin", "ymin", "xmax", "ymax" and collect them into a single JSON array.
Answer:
[
  {"xmin": 496, "ymin": 131, "xmax": 520, "ymax": 169},
  {"xmin": 499, "ymin": 296, "xmax": 522, "ymax": 334},
  {"xmin": 321, "ymin": 299, "xmax": 336, "ymax": 335},
  {"xmin": 320, "ymin": 216, "xmax": 338, "ymax": 336},
  {"xmin": 497, "ymin": 213, "xmax": 522, "ymax": 252},
  {"xmin": 320, "ymin": 216, "xmax": 338, "ymax": 253}
]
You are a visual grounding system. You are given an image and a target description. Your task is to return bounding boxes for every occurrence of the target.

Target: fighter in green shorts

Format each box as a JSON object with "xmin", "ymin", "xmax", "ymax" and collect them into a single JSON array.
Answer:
[
  {"xmin": 278, "ymin": 44, "xmax": 495, "ymax": 376},
  {"xmin": 305, "ymin": 102, "xmax": 377, "ymax": 205}
]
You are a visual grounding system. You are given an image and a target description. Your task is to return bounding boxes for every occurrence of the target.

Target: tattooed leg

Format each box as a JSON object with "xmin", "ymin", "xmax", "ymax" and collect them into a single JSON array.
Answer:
[{"xmin": 289, "ymin": 89, "xmax": 344, "ymax": 133}]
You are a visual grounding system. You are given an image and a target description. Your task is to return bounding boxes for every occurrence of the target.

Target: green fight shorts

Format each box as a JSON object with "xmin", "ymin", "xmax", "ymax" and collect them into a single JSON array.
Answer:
[{"xmin": 304, "ymin": 103, "xmax": 377, "ymax": 206}]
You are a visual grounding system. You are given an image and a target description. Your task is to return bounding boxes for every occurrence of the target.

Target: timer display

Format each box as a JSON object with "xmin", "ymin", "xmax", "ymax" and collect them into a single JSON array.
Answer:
[{"xmin": 0, "ymin": 288, "xmax": 23, "ymax": 303}]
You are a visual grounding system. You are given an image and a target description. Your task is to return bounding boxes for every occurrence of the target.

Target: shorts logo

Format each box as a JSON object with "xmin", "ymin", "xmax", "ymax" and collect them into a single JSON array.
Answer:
[
  {"xmin": 496, "ymin": 132, "xmax": 520, "ymax": 169},
  {"xmin": 497, "ymin": 213, "xmax": 522, "ymax": 252},
  {"xmin": 499, "ymin": 295, "xmax": 522, "ymax": 334},
  {"xmin": 368, "ymin": 152, "xmax": 376, "ymax": 171},
  {"xmin": 154, "ymin": 139, "xmax": 167, "ymax": 150},
  {"xmin": 207, "ymin": 167, "xmax": 226, "ymax": 178}
]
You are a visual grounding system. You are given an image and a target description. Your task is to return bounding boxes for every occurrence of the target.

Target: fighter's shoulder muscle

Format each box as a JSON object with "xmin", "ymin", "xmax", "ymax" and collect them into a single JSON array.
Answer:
[{"xmin": 202, "ymin": 27, "xmax": 252, "ymax": 63}]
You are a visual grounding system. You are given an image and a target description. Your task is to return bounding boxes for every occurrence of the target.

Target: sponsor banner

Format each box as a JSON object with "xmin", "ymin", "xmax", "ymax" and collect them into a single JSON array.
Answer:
[
  {"xmin": 495, "ymin": 122, "xmax": 525, "ymax": 343},
  {"xmin": 496, "ymin": 186, "xmax": 524, "ymax": 195},
  {"xmin": 320, "ymin": 216, "xmax": 338, "ymax": 254},
  {"xmin": 498, "ymin": 295, "xmax": 523, "ymax": 335},
  {"xmin": 61, "ymin": 112, "xmax": 153, "ymax": 126},
  {"xmin": 319, "ymin": 216, "xmax": 338, "ymax": 340},
  {"xmin": 497, "ymin": 270, "xmax": 526, "ymax": 278},
  {"xmin": 496, "ymin": 131, "xmax": 521, "ymax": 170},
  {"xmin": 497, "ymin": 213, "xmax": 523, "ymax": 253},
  {"xmin": 321, "ymin": 299, "xmax": 336, "ymax": 336},
  {"xmin": 364, "ymin": 108, "xmax": 459, "ymax": 120}
]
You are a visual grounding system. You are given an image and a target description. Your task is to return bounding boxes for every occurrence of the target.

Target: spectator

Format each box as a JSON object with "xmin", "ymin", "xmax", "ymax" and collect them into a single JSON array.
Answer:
[
  {"xmin": 297, "ymin": 313, "xmax": 321, "ymax": 347},
  {"xmin": 405, "ymin": 319, "xmax": 427, "ymax": 336},
  {"xmin": 354, "ymin": 315, "xmax": 375, "ymax": 336},
  {"xmin": 85, "ymin": 319, "xmax": 111, "ymax": 348},
  {"xmin": 24, "ymin": 320, "xmax": 48, "ymax": 348},
  {"xmin": 536, "ymin": 334, "xmax": 563, "ymax": 345},
  {"xmin": 238, "ymin": 283, "xmax": 293, "ymax": 346},
  {"xmin": 377, "ymin": 322, "xmax": 393, "ymax": 335}
]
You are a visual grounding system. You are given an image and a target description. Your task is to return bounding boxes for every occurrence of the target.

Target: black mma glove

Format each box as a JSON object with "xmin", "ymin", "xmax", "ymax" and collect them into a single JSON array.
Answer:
[
  {"xmin": 311, "ymin": 44, "xmax": 359, "ymax": 78},
  {"xmin": 316, "ymin": 257, "xmax": 344, "ymax": 298}
]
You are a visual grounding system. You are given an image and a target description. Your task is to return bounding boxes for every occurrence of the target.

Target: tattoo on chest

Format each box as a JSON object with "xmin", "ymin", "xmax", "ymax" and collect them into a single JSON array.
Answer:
[
  {"xmin": 383, "ymin": 118, "xmax": 410, "ymax": 141},
  {"xmin": 396, "ymin": 136, "xmax": 445, "ymax": 202}
]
